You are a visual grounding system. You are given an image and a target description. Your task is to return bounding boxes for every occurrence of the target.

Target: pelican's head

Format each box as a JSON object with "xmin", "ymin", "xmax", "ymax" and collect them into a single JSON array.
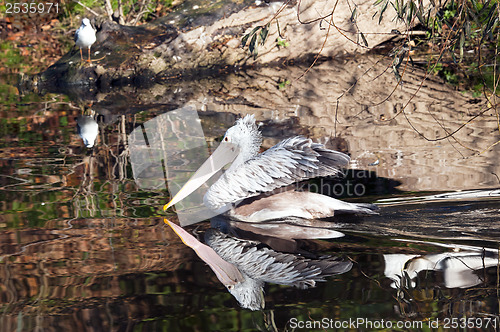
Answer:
[
  {"xmin": 227, "ymin": 277, "xmax": 265, "ymax": 311},
  {"xmin": 163, "ymin": 115, "xmax": 261, "ymax": 211},
  {"xmin": 222, "ymin": 115, "xmax": 262, "ymax": 166},
  {"xmin": 82, "ymin": 18, "xmax": 91, "ymax": 26}
]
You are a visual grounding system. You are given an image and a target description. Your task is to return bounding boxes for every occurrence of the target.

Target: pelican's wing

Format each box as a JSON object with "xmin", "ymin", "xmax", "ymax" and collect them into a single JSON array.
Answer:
[
  {"xmin": 205, "ymin": 229, "xmax": 352, "ymax": 288},
  {"xmin": 205, "ymin": 136, "xmax": 350, "ymax": 209}
]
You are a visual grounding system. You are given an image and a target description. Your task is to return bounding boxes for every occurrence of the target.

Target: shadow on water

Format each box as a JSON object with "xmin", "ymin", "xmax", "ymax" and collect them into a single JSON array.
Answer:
[{"xmin": 1, "ymin": 52, "xmax": 500, "ymax": 330}]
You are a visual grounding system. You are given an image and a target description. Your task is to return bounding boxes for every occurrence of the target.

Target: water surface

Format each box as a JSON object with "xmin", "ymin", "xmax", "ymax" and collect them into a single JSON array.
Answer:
[{"xmin": 1, "ymin": 55, "xmax": 499, "ymax": 331}]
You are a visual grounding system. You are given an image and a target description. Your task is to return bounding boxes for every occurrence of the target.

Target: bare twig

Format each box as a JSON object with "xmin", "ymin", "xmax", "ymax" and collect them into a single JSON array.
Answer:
[
  {"xmin": 296, "ymin": 0, "xmax": 333, "ymax": 24},
  {"xmin": 295, "ymin": 0, "xmax": 338, "ymax": 81},
  {"xmin": 132, "ymin": 0, "xmax": 153, "ymax": 26},
  {"xmin": 103, "ymin": 0, "xmax": 114, "ymax": 21},
  {"xmin": 73, "ymin": 0, "xmax": 99, "ymax": 17},
  {"xmin": 117, "ymin": 0, "xmax": 125, "ymax": 25}
]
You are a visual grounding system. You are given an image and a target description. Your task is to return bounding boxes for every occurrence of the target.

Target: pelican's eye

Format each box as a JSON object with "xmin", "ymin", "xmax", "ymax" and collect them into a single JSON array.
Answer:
[
  {"xmin": 224, "ymin": 136, "xmax": 229, "ymax": 142},
  {"xmin": 227, "ymin": 285, "xmax": 234, "ymax": 290}
]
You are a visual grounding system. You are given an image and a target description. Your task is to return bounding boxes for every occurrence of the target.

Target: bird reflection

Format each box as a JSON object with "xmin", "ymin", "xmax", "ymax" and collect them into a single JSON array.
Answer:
[
  {"xmin": 384, "ymin": 244, "xmax": 499, "ymax": 289},
  {"xmin": 166, "ymin": 220, "xmax": 352, "ymax": 310},
  {"xmin": 205, "ymin": 228, "xmax": 352, "ymax": 310},
  {"xmin": 76, "ymin": 115, "xmax": 99, "ymax": 148},
  {"xmin": 210, "ymin": 216, "xmax": 345, "ymax": 256}
]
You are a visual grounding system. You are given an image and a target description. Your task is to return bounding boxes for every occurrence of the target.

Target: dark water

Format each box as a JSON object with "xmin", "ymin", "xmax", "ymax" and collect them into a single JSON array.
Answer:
[{"xmin": 1, "ymin": 67, "xmax": 500, "ymax": 332}]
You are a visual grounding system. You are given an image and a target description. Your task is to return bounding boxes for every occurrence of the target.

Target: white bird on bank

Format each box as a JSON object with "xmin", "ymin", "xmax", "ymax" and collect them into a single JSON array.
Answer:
[
  {"xmin": 75, "ymin": 18, "xmax": 96, "ymax": 63},
  {"xmin": 164, "ymin": 115, "xmax": 378, "ymax": 222}
]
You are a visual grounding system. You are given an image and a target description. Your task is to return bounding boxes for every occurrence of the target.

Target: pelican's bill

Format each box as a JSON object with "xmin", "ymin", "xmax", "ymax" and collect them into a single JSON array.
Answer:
[
  {"xmin": 163, "ymin": 141, "xmax": 239, "ymax": 211},
  {"xmin": 165, "ymin": 219, "xmax": 243, "ymax": 285}
]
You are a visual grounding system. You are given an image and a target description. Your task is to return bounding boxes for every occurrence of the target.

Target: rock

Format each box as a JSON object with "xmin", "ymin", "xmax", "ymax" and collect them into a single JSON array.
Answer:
[{"xmin": 22, "ymin": 0, "xmax": 423, "ymax": 94}]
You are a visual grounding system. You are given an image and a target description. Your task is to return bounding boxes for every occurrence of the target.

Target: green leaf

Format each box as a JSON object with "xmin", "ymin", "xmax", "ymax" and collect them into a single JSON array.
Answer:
[
  {"xmin": 464, "ymin": 20, "xmax": 471, "ymax": 38},
  {"xmin": 260, "ymin": 23, "xmax": 270, "ymax": 45},
  {"xmin": 409, "ymin": 56, "xmax": 415, "ymax": 67},
  {"xmin": 241, "ymin": 25, "xmax": 262, "ymax": 47},
  {"xmin": 483, "ymin": 6, "xmax": 498, "ymax": 40},
  {"xmin": 249, "ymin": 25, "xmax": 262, "ymax": 36},
  {"xmin": 490, "ymin": 18, "xmax": 499, "ymax": 37},
  {"xmin": 400, "ymin": 0, "xmax": 408, "ymax": 18},
  {"xmin": 393, "ymin": 54, "xmax": 404, "ymax": 69},
  {"xmin": 249, "ymin": 33, "xmax": 258, "ymax": 54},
  {"xmin": 470, "ymin": 0, "xmax": 478, "ymax": 11},
  {"xmin": 278, "ymin": 79, "xmax": 291, "ymax": 90},
  {"xmin": 451, "ymin": 52, "xmax": 457, "ymax": 64},
  {"xmin": 241, "ymin": 33, "xmax": 251, "ymax": 47},
  {"xmin": 390, "ymin": 1, "xmax": 398, "ymax": 16},
  {"xmin": 416, "ymin": 3, "xmax": 425, "ymax": 25},
  {"xmin": 393, "ymin": 65, "xmax": 402, "ymax": 81},
  {"xmin": 407, "ymin": 1, "xmax": 416, "ymax": 25},
  {"xmin": 276, "ymin": 37, "xmax": 289, "ymax": 48},
  {"xmin": 379, "ymin": 0, "xmax": 388, "ymax": 23},
  {"xmin": 350, "ymin": 7, "xmax": 357, "ymax": 22},
  {"xmin": 276, "ymin": 19, "xmax": 281, "ymax": 37},
  {"xmin": 360, "ymin": 32, "xmax": 368, "ymax": 47}
]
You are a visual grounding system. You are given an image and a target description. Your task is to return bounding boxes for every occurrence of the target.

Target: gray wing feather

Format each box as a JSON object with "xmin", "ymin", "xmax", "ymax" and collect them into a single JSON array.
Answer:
[
  {"xmin": 205, "ymin": 137, "xmax": 350, "ymax": 209},
  {"xmin": 205, "ymin": 229, "xmax": 352, "ymax": 288}
]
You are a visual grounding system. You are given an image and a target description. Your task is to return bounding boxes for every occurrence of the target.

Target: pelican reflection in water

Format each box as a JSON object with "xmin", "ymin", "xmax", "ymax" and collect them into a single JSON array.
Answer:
[
  {"xmin": 166, "ymin": 220, "xmax": 352, "ymax": 310},
  {"xmin": 164, "ymin": 115, "xmax": 377, "ymax": 222}
]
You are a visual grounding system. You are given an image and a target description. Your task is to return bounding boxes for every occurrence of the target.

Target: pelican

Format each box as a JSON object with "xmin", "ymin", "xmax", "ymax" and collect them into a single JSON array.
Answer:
[
  {"xmin": 166, "ymin": 220, "xmax": 352, "ymax": 310},
  {"xmin": 75, "ymin": 18, "xmax": 96, "ymax": 63},
  {"xmin": 164, "ymin": 114, "xmax": 377, "ymax": 222}
]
